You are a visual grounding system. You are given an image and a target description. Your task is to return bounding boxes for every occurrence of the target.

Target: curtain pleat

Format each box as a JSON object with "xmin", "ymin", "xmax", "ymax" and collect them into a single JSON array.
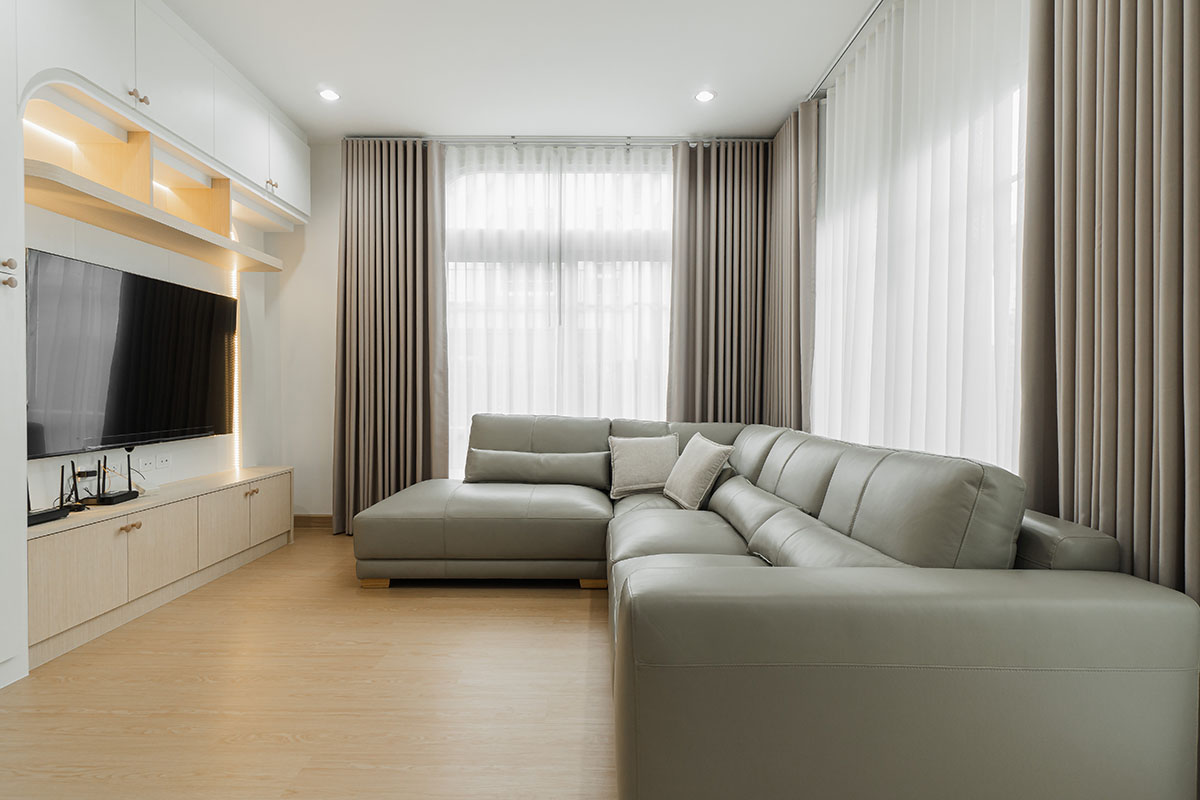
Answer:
[
  {"xmin": 334, "ymin": 138, "xmax": 448, "ymax": 534},
  {"xmin": 760, "ymin": 107, "xmax": 819, "ymax": 430},
  {"xmin": 813, "ymin": 0, "xmax": 1027, "ymax": 471},
  {"xmin": 1021, "ymin": 0, "xmax": 1200, "ymax": 597},
  {"xmin": 668, "ymin": 139, "xmax": 769, "ymax": 423}
]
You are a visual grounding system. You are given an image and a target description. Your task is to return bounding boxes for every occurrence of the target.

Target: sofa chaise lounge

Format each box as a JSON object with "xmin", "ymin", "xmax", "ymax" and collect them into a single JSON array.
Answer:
[{"xmin": 354, "ymin": 413, "xmax": 1200, "ymax": 799}]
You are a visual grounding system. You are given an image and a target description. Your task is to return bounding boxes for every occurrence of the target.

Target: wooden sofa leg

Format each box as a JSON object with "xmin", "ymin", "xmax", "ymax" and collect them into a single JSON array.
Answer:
[
  {"xmin": 360, "ymin": 578, "xmax": 391, "ymax": 589},
  {"xmin": 579, "ymin": 579, "xmax": 608, "ymax": 590}
]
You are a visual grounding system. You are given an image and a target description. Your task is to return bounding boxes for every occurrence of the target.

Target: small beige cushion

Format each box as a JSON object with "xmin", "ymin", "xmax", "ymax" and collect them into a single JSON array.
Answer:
[
  {"xmin": 609, "ymin": 434, "xmax": 679, "ymax": 499},
  {"xmin": 664, "ymin": 434, "xmax": 735, "ymax": 511}
]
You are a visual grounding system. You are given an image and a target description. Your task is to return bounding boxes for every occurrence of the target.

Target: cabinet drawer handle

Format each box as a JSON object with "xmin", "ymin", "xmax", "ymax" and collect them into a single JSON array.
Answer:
[
  {"xmin": 1, "ymin": 276, "xmax": 16, "ymax": 289},
  {"xmin": 131, "ymin": 521, "xmax": 142, "ymax": 530},
  {"xmin": 251, "ymin": 487, "xmax": 260, "ymax": 496},
  {"xmin": 266, "ymin": 179, "xmax": 279, "ymax": 189},
  {"xmin": 118, "ymin": 524, "xmax": 131, "ymax": 533},
  {"xmin": 1, "ymin": 258, "xmax": 15, "ymax": 270}
]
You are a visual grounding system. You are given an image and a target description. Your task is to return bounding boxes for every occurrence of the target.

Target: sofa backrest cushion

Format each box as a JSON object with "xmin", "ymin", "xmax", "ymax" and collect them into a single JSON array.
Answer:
[
  {"xmin": 747, "ymin": 507, "xmax": 907, "ymax": 567},
  {"xmin": 708, "ymin": 475, "xmax": 795, "ymax": 542},
  {"xmin": 819, "ymin": 448, "xmax": 1026, "ymax": 569},
  {"xmin": 727, "ymin": 425, "xmax": 788, "ymax": 483},
  {"xmin": 756, "ymin": 432, "xmax": 848, "ymax": 515},
  {"xmin": 610, "ymin": 420, "xmax": 745, "ymax": 449},
  {"xmin": 463, "ymin": 449, "xmax": 611, "ymax": 490},
  {"xmin": 469, "ymin": 413, "xmax": 611, "ymax": 453}
]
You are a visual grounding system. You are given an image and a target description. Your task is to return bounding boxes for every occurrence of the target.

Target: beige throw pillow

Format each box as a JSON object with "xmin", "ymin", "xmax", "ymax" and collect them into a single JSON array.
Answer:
[
  {"xmin": 664, "ymin": 434, "xmax": 735, "ymax": 510},
  {"xmin": 608, "ymin": 434, "xmax": 679, "ymax": 499}
]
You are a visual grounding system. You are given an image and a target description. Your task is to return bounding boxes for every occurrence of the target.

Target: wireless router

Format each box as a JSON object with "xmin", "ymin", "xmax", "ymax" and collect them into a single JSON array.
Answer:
[
  {"xmin": 27, "ymin": 465, "xmax": 70, "ymax": 526},
  {"xmin": 96, "ymin": 454, "xmax": 139, "ymax": 506}
]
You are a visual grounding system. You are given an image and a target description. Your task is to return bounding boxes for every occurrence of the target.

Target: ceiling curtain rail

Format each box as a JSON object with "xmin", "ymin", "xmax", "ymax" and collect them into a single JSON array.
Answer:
[
  {"xmin": 346, "ymin": 135, "xmax": 773, "ymax": 146},
  {"xmin": 805, "ymin": 0, "xmax": 889, "ymax": 101}
]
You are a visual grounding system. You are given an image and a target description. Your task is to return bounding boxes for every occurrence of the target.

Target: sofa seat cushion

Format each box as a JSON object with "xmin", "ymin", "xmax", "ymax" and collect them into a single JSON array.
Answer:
[
  {"xmin": 353, "ymin": 479, "xmax": 613, "ymax": 562},
  {"xmin": 610, "ymin": 553, "xmax": 767, "ymax": 630},
  {"xmin": 354, "ymin": 479, "xmax": 462, "ymax": 560},
  {"xmin": 608, "ymin": 508, "xmax": 747, "ymax": 563},
  {"xmin": 612, "ymin": 493, "xmax": 679, "ymax": 517},
  {"xmin": 445, "ymin": 483, "xmax": 612, "ymax": 559}
]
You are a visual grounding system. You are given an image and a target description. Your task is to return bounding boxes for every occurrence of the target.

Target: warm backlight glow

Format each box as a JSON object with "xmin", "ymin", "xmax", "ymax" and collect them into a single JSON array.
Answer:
[
  {"xmin": 23, "ymin": 118, "xmax": 76, "ymax": 148},
  {"xmin": 229, "ymin": 268, "xmax": 241, "ymax": 470}
]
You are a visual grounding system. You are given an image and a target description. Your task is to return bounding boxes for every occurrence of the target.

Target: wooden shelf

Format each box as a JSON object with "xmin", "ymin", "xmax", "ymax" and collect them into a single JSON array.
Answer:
[{"xmin": 24, "ymin": 159, "xmax": 283, "ymax": 273}]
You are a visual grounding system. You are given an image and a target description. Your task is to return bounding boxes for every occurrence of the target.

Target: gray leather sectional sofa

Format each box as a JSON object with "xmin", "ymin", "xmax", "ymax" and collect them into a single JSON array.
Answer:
[{"xmin": 354, "ymin": 413, "xmax": 1200, "ymax": 799}]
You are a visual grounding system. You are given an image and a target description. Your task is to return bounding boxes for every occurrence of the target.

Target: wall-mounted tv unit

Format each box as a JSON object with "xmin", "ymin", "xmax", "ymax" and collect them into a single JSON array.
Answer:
[{"xmin": 26, "ymin": 249, "xmax": 237, "ymax": 459}]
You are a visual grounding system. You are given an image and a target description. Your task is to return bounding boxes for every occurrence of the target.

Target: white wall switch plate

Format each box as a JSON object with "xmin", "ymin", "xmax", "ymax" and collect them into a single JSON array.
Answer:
[{"xmin": 156, "ymin": 453, "xmax": 172, "ymax": 469}]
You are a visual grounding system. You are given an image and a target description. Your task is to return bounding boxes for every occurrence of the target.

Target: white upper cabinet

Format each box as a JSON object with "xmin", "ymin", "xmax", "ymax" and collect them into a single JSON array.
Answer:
[
  {"xmin": 214, "ymin": 69, "xmax": 270, "ymax": 188},
  {"xmin": 16, "ymin": 0, "xmax": 309, "ymax": 224},
  {"xmin": 17, "ymin": 0, "xmax": 136, "ymax": 103},
  {"xmin": 269, "ymin": 116, "xmax": 311, "ymax": 216},
  {"xmin": 134, "ymin": 0, "xmax": 214, "ymax": 154}
]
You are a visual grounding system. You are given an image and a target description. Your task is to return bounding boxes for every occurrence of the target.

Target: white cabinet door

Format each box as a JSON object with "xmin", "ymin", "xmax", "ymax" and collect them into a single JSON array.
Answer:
[
  {"xmin": 0, "ymin": 0, "xmax": 29, "ymax": 686},
  {"xmin": 17, "ymin": 0, "xmax": 136, "ymax": 104},
  {"xmin": 269, "ymin": 115, "xmax": 311, "ymax": 215},
  {"xmin": 214, "ymin": 68, "xmax": 270, "ymax": 189},
  {"xmin": 134, "ymin": 0, "xmax": 214, "ymax": 153}
]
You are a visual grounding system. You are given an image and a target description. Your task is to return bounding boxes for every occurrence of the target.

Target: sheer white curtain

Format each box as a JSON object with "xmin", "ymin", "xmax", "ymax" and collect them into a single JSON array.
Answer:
[
  {"xmin": 444, "ymin": 144, "xmax": 673, "ymax": 476},
  {"xmin": 813, "ymin": 0, "xmax": 1028, "ymax": 470}
]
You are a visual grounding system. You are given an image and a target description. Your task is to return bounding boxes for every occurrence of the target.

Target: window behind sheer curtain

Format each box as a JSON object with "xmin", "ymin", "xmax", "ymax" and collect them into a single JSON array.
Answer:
[
  {"xmin": 813, "ymin": 0, "xmax": 1028, "ymax": 471},
  {"xmin": 444, "ymin": 145, "xmax": 672, "ymax": 477}
]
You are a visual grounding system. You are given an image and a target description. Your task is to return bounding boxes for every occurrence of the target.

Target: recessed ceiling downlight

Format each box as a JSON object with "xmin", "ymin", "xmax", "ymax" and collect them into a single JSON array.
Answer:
[
  {"xmin": 319, "ymin": 88, "xmax": 340, "ymax": 101},
  {"xmin": 694, "ymin": 89, "xmax": 716, "ymax": 103}
]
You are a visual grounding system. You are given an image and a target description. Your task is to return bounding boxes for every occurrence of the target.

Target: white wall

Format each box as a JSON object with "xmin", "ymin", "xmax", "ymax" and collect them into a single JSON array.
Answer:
[
  {"xmin": 269, "ymin": 142, "xmax": 339, "ymax": 516},
  {"xmin": 25, "ymin": 205, "xmax": 283, "ymax": 507}
]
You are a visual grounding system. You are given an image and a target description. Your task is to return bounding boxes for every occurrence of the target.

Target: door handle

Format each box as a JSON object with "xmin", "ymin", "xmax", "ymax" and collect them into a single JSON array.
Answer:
[
  {"xmin": 1, "ymin": 258, "xmax": 15, "ymax": 270},
  {"xmin": 128, "ymin": 89, "xmax": 150, "ymax": 106},
  {"xmin": 1, "ymin": 276, "xmax": 16, "ymax": 289}
]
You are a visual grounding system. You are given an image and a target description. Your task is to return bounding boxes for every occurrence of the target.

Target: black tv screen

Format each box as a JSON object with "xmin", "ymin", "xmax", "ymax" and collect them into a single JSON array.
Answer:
[{"xmin": 26, "ymin": 250, "xmax": 237, "ymax": 459}]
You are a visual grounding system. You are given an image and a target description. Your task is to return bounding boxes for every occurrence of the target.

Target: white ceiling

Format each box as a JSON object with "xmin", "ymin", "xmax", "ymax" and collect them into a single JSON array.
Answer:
[{"xmin": 163, "ymin": 0, "xmax": 875, "ymax": 143}]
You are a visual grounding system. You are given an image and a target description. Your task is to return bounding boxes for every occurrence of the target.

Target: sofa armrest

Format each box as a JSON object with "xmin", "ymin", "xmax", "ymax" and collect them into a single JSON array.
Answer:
[
  {"xmin": 1016, "ymin": 509, "xmax": 1120, "ymax": 570},
  {"xmin": 614, "ymin": 567, "xmax": 1199, "ymax": 800}
]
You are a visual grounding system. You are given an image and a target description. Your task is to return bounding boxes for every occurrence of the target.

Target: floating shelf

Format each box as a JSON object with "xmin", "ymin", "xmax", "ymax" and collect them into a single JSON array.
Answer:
[{"xmin": 25, "ymin": 159, "xmax": 283, "ymax": 273}]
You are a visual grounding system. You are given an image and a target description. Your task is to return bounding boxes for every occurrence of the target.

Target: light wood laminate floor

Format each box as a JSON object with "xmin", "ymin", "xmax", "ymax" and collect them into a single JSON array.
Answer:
[{"xmin": 0, "ymin": 530, "xmax": 616, "ymax": 799}]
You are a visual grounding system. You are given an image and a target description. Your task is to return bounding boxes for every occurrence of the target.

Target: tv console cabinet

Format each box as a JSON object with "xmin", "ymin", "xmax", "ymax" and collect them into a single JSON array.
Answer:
[{"xmin": 26, "ymin": 465, "xmax": 293, "ymax": 669}]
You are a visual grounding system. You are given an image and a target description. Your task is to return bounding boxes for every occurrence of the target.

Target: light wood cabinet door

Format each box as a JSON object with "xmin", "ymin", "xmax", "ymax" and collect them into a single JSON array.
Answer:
[
  {"xmin": 17, "ymin": 0, "xmax": 136, "ymax": 105},
  {"xmin": 127, "ymin": 498, "xmax": 198, "ymax": 600},
  {"xmin": 214, "ymin": 68, "xmax": 270, "ymax": 187},
  {"xmin": 134, "ymin": 0, "xmax": 215, "ymax": 153},
  {"xmin": 268, "ymin": 115, "xmax": 311, "ymax": 215},
  {"xmin": 28, "ymin": 518, "xmax": 130, "ymax": 644},
  {"xmin": 250, "ymin": 474, "xmax": 292, "ymax": 547},
  {"xmin": 198, "ymin": 486, "xmax": 250, "ymax": 569}
]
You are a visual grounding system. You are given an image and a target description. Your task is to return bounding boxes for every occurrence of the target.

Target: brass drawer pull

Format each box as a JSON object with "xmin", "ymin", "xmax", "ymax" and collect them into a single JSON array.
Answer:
[{"xmin": 1, "ymin": 258, "xmax": 16, "ymax": 270}]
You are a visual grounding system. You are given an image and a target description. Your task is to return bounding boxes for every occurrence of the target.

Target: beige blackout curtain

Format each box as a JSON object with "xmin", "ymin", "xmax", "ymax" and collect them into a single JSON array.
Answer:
[
  {"xmin": 334, "ymin": 138, "xmax": 448, "ymax": 534},
  {"xmin": 668, "ymin": 104, "xmax": 818, "ymax": 426},
  {"xmin": 764, "ymin": 107, "xmax": 818, "ymax": 430},
  {"xmin": 1020, "ymin": 0, "xmax": 1200, "ymax": 596}
]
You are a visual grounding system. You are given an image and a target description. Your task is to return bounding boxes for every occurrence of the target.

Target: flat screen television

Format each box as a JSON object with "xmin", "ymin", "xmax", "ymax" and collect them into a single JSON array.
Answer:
[{"xmin": 26, "ymin": 249, "xmax": 237, "ymax": 459}]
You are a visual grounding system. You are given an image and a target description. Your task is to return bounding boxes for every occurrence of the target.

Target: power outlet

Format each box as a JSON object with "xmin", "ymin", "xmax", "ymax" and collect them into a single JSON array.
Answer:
[
  {"xmin": 139, "ymin": 456, "xmax": 155, "ymax": 472},
  {"xmin": 156, "ymin": 453, "xmax": 172, "ymax": 469}
]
